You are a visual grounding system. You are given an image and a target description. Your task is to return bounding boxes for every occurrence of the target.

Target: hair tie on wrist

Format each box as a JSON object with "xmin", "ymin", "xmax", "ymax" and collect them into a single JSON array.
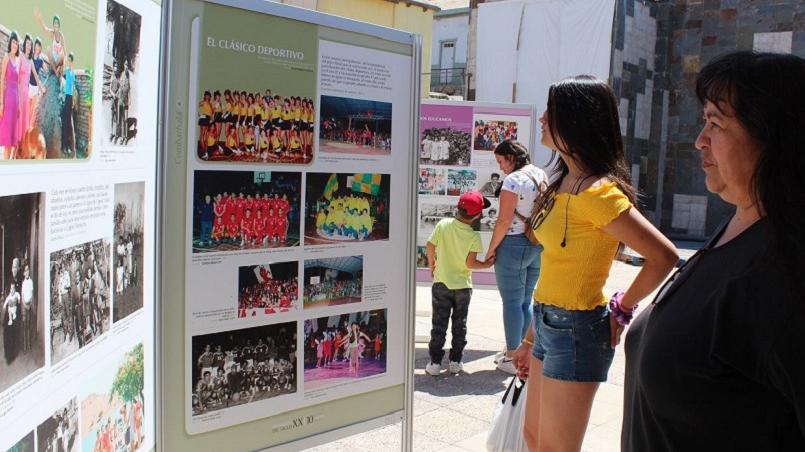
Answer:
[{"xmin": 608, "ymin": 291, "xmax": 636, "ymax": 327}]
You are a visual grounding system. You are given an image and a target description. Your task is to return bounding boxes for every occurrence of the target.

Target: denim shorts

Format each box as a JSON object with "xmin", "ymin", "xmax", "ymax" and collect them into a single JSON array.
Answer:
[{"xmin": 531, "ymin": 302, "xmax": 615, "ymax": 382}]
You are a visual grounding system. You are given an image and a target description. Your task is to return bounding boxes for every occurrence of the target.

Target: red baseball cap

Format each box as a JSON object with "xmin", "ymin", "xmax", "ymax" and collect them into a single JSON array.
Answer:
[{"xmin": 457, "ymin": 191, "xmax": 491, "ymax": 216}]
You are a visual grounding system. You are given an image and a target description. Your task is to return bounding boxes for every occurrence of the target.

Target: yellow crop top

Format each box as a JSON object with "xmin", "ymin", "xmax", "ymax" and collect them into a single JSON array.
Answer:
[{"xmin": 533, "ymin": 182, "xmax": 631, "ymax": 310}]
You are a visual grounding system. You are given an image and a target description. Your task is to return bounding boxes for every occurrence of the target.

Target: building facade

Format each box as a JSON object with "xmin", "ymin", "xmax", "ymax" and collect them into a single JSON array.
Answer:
[{"xmin": 428, "ymin": 2, "xmax": 470, "ymax": 97}]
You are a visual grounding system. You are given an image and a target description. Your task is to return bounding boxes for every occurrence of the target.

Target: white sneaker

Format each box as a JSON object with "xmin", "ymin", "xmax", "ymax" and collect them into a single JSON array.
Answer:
[
  {"xmin": 493, "ymin": 351, "xmax": 506, "ymax": 364},
  {"xmin": 496, "ymin": 358, "xmax": 517, "ymax": 375},
  {"xmin": 448, "ymin": 361, "xmax": 463, "ymax": 374},
  {"xmin": 425, "ymin": 362, "xmax": 442, "ymax": 376}
]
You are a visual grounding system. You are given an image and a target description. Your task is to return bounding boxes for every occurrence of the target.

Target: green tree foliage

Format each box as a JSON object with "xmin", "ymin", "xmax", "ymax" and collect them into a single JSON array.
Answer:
[{"xmin": 111, "ymin": 343, "xmax": 144, "ymax": 403}]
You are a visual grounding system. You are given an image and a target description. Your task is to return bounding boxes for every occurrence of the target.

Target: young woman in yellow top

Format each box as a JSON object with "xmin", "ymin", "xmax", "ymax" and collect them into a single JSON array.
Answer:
[
  {"xmin": 246, "ymin": 94, "xmax": 255, "ymax": 127},
  {"xmin": 212, "ymin": 90, "xmax": 223, "ymax": 144},
  {"xmin": 258, "ymin": 129, "xmax": 269, "ymax": 161},
  {"xmin": 223, "ymin": 125, "xmax": 239, "ymax": 157},
  {"xmin": 510, "ymin": 76, "xmax": 678, "ymax": 452},
  {"xmin": 269, "ymin": 128, "xmax": 283, "ymax": 160},
  {"xmin": 288, "ymin": 129, "xmax": 302, "ymax": 159},
  {"xmin": 281, "ymin": 99, "xmax": 293, "ymax": 146},
  {"xmin": 242, "ymin": 126, "xmax": 255, "ymax": 155},
  {"xmin": 231, "ymin": 91, "xmax": 241, "ymax": 127},
  {"xmin": 198, "ymin": 91, "xmax": 213, "ymax": 154}
]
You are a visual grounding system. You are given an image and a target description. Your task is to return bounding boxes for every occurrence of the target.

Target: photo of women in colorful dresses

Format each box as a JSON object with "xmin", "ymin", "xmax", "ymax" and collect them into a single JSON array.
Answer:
[
  {"xmin": 303, "ymin": 309, "xmax": 387, "ymax": 391},
  {"xmin": 1, "ymin": 2, "xmax": 98, "ymax": 160}
]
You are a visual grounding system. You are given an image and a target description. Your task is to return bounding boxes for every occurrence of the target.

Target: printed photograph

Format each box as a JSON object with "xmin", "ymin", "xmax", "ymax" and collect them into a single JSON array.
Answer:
[
  {"xmin": 304, "ymin": 173, "xmax": 390, "ymax": 245},
  {"xmin": 0, "ymin": 192, "xmax": 45, "ymax": 395},
  {"xmin": 319, "ymin": 95, "xmax": 391, "ymax": 155},
  {"xmin": 50, "ymin": 238, "xmax": 112, "ymax": 364},
  {"xmin": 113, "ymin": 182, "xmax": 144, "ymax": 322},
  {"xmin": 5, "ymin": 430, "xmax": 34, "ymax": 452},
  {"xmin": 418, "ymin": 167, "xmax": 446, "ymax": 196},
  {"xmin": 446, "ymin": 169, "xmax": 477, "ymax": 196},
  {"xmin": 192, "ymin": 171, "xmax": 301, "ymax": 252},
  {"xmin": 303, "ymin": 309, "xmax": 387, "ymax": 391},
  {"xmin": 79, "ymin": 343, "xmax": 145, "ymax": 452},
  {"xmin": 0, "ymin": 1, "xmax": 98, "ymax": 160},
  {"xmin": 416, "ymin": 246, "xmax": 428, "ymax": 269},
  {"xmin": 477, "ymin": 170, "xmax": 503, "ymax": 198},
  {"xmin": 37, "ymin": 398, "xmax": 79, "ymax": 452},
  {"xmin": 196, "ymin": 3, "xmax": 317, "ymax": 164},
  {"xmin": 191, "ymin": 321, "xmax": 297, "ymax": 416},
  {"xmin": 102, "ymin": 0, "xmax": 142, "ymax": 146},
  {"xmin": 419, "ymin": 127, "xmax": 471, "ymax": 166},
  {"xmin": 237, "ymin": 262, "xmax": 298, "ymax": 318},
  {"xmin": 473, "ymin": 119, "xmax": 518, "ymax": 151},
  {"xmin": 479, "ymin": 199, "xmax": 500, "ymax": 232},
  {"xmin": 303, "ymin": 256, "xmax": 363, "ymax": 309},
  {"xmin": 418, "ymin": 203, "xmax": 457, "ymax": 237},
  {"xmin": 197, "ymin": 92, "xmax": 315, "ymax": 164}
]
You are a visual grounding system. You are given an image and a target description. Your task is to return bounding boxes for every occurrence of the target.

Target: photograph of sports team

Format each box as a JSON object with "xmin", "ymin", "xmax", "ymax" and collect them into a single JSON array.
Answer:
[
  {"xmin": 419, "ymin": 126, "xmax": 471, "ymax": 166},
  {"xmin": 418, "ymin": 167, "xmax": 446, "ymax": 196},
  {"xmin": 473, "ymin": 119, "xmax": 518, "ymax": 151},
  {"xmin": 303, "ymin": 309, "xmax": 386, "ymax": 391},
  {"xmin": 192, "ymin": 171, "xmax": 301, "ymax": 252},
  {"xmin": 446, "ymin": 169, "xmax": 477, "ymax": 196},
  {"xmin": 80, "ymin": 343, "xmax": 145, "ymax": 452},
  {"xmin": 0, "ymin": 192, "xmax": 45, "ymax": 396},
  {"xmin": 304, "ymin": 173, "xmax": 390, "ymax": 246},
  {"xmin": 237, "ymin": 262, "xmax": 298, "ymax": 318},
  {"xmin": 191, "ymin": 322, "xmax": 297, "ymax": 416},
  {"xmin": 303, "ymin": 256, "xmax": 363, "ymax": 309},
  {"xmin": 0, "ymin": 3, "xmax": 96, "ymax": 160},
  {"xmin": 196, "ymin": 88, "xmax": 314, "ymax": 164},
  {"xmin": 319, "ymin": 95, "xmax": 391, "ymax": 155},
  {"xmin": 50, "ymin": 238, "xmax": 111, "ymax": 365}
]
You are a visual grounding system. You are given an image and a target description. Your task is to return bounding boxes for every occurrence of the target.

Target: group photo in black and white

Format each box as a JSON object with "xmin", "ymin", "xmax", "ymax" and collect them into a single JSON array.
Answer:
[
  {"xmin": 419, "ymin": 126, "xmax": 471, "ymax": 167},
  {"xmin": 418, "ymin": 203, "xmax": 457, "ymax": 237},
  {"xmin": 37, "ymin": 397, "xmax": 79, "ymax": 452},
  {"xmin": 49, "ymin": 238, "xmax": 111, "ymax": 364},
  {"xmin": 113, "ymin": 182, "xmax": 144, "ymax": 322},
  {"xmin": 102, "ymin": 0, "xmax": 142, "ymax": 146},
  {"xmin": 191, "ymin": 321, "xmax": 297, "ymax": 416},
  {"xmin": 0, "ymin": 192, "xmax": 45, "ymax": 395}
]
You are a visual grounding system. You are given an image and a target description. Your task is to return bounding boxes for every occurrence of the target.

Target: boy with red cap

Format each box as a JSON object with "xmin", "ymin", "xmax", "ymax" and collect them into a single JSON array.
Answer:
[{"xmin": 425, "ymin": 191, "xmax": 494, "ymax": 375}]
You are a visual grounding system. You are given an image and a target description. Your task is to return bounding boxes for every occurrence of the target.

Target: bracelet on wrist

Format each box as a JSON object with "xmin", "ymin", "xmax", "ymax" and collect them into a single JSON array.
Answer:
[
  {"xmin": 608, "ymin": 291, "xmax": 637, "ymax": 327},
  {"xmin": 521, "ymin": 337, "xmax": 534, "ymax": 346}
]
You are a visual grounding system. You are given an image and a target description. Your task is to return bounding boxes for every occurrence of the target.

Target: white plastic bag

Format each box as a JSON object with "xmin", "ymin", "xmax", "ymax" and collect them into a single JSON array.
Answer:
[{"xmin": 486, "ymin": 377, "xmax": 529, "ymax": 452}]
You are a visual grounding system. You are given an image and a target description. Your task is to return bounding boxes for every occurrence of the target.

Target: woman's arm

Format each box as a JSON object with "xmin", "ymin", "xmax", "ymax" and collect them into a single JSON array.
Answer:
[
  {"xmin": 486, "ymin": 190, "xmax": 518, "ymax": 258},
  {"xmin": 34, "ymin": 9, "xmax": 54, "ymax": 36},
  {"xmin": 602, "ymin": 207, "xmax": 678, "ymax": 346}
]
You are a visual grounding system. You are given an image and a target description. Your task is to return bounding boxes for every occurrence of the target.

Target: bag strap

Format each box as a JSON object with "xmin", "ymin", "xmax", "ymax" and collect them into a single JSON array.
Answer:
[
  {"xmin": 510, "ymin": 378, "xmax": 526, "ymax": 406},
  {"xmin": 513, "ymin": 170, "xmax": 542, "ymax": 221}
]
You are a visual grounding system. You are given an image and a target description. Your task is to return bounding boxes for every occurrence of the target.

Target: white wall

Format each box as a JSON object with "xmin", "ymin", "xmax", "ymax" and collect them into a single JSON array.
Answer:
[{"xmin": 432, "ymin": 13, "xmax": 469, "ymax": 68}]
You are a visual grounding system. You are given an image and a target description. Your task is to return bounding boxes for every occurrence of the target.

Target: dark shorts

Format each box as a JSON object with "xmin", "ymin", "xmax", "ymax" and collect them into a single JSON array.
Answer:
[
  {"xmin": 281, "ymin": 121, "xmax": 292, "ymax": 131},
  {"xmin": 198, "ymin": 116, "xmax": 210, "ymax": 127},
  {"xmin": 272, "ymin": 118, "xmax": 282, "ymax": 128},
  {"xmin": 531, "ymin": 302, "xmax": 614, "ymax": 382},
  {"xmin": 214, "ymin": 112, "xmax": 223, "ymax": 123}
]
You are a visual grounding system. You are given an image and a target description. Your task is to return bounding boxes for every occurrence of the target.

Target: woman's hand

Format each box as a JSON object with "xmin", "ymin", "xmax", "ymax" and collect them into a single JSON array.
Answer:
[
  {"xmin": 512, "ymin": 342, "xmax": 531, "ymax": 379},
  {"xmin": 609, "ymin": 313, "xmax": 624, "ymax": 349}
]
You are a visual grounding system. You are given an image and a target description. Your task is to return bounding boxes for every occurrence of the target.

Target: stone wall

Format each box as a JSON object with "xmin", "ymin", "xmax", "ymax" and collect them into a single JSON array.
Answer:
[{"xmin": 614, "ymin": 0, "xmax": 805, "ymax": 239}]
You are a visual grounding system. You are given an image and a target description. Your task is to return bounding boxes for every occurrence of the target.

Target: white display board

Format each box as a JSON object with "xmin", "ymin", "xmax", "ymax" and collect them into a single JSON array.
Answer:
[
  {"xmin": 416, "ymin": 100, "xmax": 536, "ymax": 284},
  {"xmin": 0, "ymin": 0, "xmax": 160, "ymax": 451},
  {"xmin": 161, "ymin": 0, "xmax": 420, "ymax": 450}
]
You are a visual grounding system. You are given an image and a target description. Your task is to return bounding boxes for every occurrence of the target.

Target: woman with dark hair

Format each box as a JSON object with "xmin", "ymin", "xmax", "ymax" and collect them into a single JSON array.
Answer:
[
  {"xmin": 485, "ymin": 140, "xmax": 548, "ymax": 374},
  {"xmin": 18, "ymin": 34, "xmax": 44, "ymax": 150},
  {"xmin": 511, "ymin": 75, "xmax": 677, "ymax": 451},
  {"xmin": 622, "ymin": 51, "xmax": 805, "ymax": 451},
  {"xmin": 0, "ymin": 32, "xmax": 21, "ymax": 160}
]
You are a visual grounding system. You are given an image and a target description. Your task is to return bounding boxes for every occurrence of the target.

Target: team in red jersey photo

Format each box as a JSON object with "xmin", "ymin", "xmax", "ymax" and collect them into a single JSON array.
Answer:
[
  {"xmin": 193, "ymin": 171, "xmax": 301, "ymax": 252},
  {"xmin": 237, "ymin": 262, "xmax": 298, "ymax": 318}
]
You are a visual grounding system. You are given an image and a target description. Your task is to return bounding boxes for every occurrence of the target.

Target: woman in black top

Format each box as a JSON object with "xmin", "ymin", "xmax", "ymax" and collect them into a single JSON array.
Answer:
[{"xmin": 623, "ymin": 51, "xmax": 805, "ymax": 450}]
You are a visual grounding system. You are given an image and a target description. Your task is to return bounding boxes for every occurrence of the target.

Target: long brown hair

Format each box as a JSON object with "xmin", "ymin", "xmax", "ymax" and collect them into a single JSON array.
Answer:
[{"xmin": 535, "ymin": 75, "xmax": 636, "ymax": 214}]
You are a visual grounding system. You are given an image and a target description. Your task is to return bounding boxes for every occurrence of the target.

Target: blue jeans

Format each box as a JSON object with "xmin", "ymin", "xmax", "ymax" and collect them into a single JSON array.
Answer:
[
  {"xmin": 493, "ymin": 234, "xmax": 543, "ymax": 351},
  {"xmin": 200, "ymin": 220, "xmax": 212, "ymax": 243},
  {"xmin": 531, "ymin": 303, "xmax": 614, "ymax": 382}
]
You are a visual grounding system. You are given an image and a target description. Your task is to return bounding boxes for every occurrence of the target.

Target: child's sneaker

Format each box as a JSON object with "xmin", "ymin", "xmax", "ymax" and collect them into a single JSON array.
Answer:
[
  {"xmin": 425, "ymin": 362, "xmax": 442, "ymax": 376},
  {"xmin": 448, "ymin": 361, "xmax": 463, "ymax": 374}
]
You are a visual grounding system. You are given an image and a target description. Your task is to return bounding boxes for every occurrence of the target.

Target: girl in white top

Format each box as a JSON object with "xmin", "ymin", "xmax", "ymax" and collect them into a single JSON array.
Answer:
[{"xmin": 484, "ymin": 140, "xmax": 548, "ymax": 374}]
